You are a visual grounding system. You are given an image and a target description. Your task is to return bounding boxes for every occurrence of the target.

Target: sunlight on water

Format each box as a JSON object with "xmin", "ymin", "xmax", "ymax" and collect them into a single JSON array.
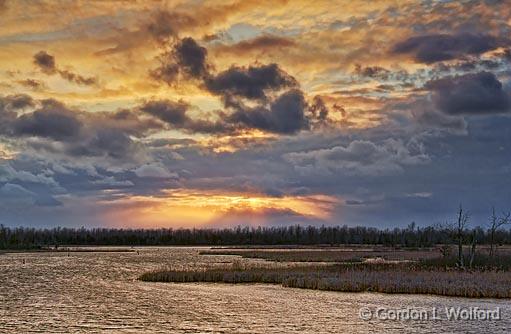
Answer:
[{"xmin": 1, "ymin": 248, "xmax": 509, "ymax": 333}]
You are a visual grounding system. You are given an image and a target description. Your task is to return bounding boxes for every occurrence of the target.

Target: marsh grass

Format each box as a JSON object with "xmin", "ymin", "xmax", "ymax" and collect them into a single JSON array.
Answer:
[
  {"xmin": 141, "ymin": 248, "xmax": 511, "ymax": 298},
  {"xmin": 418, "ymin": 253, "xmax": 511, "ymax": 271},
  {"xmin": 139, "ymin": 263, "xmax": 511, "ymax": 298},
  {"xmin": 199, "ymin": 248, "xmax": 439, "ymax": 263},
  {"xmin": 1, "ymin": 247, "xmax": 136, "ymax": 254}
]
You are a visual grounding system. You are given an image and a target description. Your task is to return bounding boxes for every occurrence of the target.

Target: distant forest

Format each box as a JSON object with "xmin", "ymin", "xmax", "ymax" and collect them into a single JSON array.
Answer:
[{"xmin": 2, "ymin": 223, "xmax": 511, "ymax": 249}]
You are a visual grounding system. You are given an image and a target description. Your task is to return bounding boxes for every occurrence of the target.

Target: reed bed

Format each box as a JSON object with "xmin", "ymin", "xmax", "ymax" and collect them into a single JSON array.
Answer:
[
  {"xmin": 281, "ymin": 270, "xmax": 511, "ymax": 298},
  {"xmin": 139, "ymin": 266, "xmax": 511, "ymax": 298},
  {"xmin": 141, "ymin": 249, "xmax": 511, "ymax": 298},
  {"xmin": 199, "ymin": 248, "xmax": 439, "ymax": 263},
  {"xmin": 139, "ymin": 262, "xmax": 511, "ymax": 298}
]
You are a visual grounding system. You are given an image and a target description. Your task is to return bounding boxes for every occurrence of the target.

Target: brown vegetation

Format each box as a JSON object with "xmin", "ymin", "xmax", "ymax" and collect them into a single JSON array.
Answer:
[
  {"xmin": 141, "ymin": 246, "xmax": 511, "ymax": 299},
  {"xmin": 139, "ymin": 260, "xmax": 511, "ymax": 298},
  {"xmin": 199, "ymin": 248, "xmax": 439, "ymax": 263}
]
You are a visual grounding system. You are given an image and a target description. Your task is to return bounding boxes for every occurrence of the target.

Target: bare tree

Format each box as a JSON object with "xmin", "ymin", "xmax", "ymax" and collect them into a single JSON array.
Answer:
[
  {"xmin": 488, "ymin": 207, "xmax": 511, "ymax": 257},
  {"xmin": 468, "ymin": 230, "xmax": 477, "ymax": 269},
  {"xmin": 455, "ymin": 205, "xmax": 469, "ymax": 268}
]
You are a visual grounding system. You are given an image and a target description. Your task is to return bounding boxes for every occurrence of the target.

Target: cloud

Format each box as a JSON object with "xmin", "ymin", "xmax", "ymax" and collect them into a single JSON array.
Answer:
[
  {"xmin": 150, "ymin": 37, "xmax": 326, "ymax": 135},
  {"xmin": 392, "ymin": 33, "xmax": 503, "ymax": 63},
  {"xmin": 33, "ymin": 51, "xmax": 56, "ymax": 74},
  {"xmin": 0, "ymin": 94, "xmax": 35, "ymax": 134},
  {"xmin": 92, "ymin": 176, "xmax": 134, "ymax": 188},
  {"xmin": 139, "ymin": 99, "xmax": 231, "ymax": 134},
  {"xmin": 1, "ymin": 94, "xmax": 34, "ymax": 110},
  {"xmin": 17, "ymin": 79, "xmax": 47, "ymax": 90},
  {"xmin": 95, "ymin": 1, "xmax": 270, "ymax": 56},
  {"xmin": 133, "ymin": 163, "xmax": 178, "ymax": 179},
  {"xmin": 205, "ymin": 63, "xmax": 298, "ymax": 102},
  {"xmin": 0, "ymin": 182, "xmax": 61, "ymax": 208},
  {"xmin": 140, "ymin": 99, "xmax": 189, "ymax": 125},
  {"xmin": 226, "ymin": 89, "xmax": 309, "ymax": 134},
  {"xmin": 284, "ymin": 139, "xmax": 430, "ymax": 176},
  {"xmin": 425, "ymin": 71, "xmax": 511, "ymax": 115},
  {"xmin": 0, "ymin": 183, "xmax": 37, "ymax": 207},
  {"xmin": 58, "ymin": 70, "xmax": 97, "ymax": 86},
  {"xmin": 415, "ymin": 109, "xmax": 467, "ymax": 133},
  {"xmin": 151, "ymin": 37, "xmax": 210, "ymax": 84},
  {"xmin": 353, "ymin": 64, "xmax": 390, "ymax": 79},
  {"xmin": 33, "ymin": 51, "xmax": 97, "ymax": 86},
  {"xmin": 0, "ymin": 163, "xmax": 59, "ymax": 187},
  {"xmin": 13, "ymin": 99, "xmax": 82, "ymax": 140},
  {"xmin": 397, "ymin": 96, "xmax": 468, "ymax": 134},
  {"xmin": 0, "ymin": 96, "xmax": 156, "ymax": 162},
  {"xmin": 309, "ymin": 95, "xmax": 329, "ymax": 121},
  {"xmin": 152, "ymin": 37, "xmax": 298, "ymax": 102},
  {"xmin": 69, "ymin": 128, "xmax": 141, "ymax": 160},
  {"xmin": 208, "ymin": 206, "xmax": 317, "ymax": 227},
  {"xmin": 213, "ymin": 34, "xmax": 296, "ymax": 56},
  {"xmin": 146, "ymin": 10, "xmax": 197, "ymax": 43}
]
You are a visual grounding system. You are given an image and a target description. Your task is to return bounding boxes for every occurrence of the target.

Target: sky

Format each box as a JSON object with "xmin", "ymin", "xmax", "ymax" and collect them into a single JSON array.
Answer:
[{"xmin": 0, "ymin": 0, "xmax": 511, "ymax": 228}]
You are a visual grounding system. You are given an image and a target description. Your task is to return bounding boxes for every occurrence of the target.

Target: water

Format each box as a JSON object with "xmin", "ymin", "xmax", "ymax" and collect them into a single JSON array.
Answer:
[{"xmin": 0, "ymin": 247, "xmax": 509, "ymax": 333}]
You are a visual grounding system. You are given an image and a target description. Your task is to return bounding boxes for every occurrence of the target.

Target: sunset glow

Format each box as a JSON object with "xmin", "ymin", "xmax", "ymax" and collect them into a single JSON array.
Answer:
[
  {"xmin": 1, "ymin": 0, "xmax": 510, "ymax": 227},
  {"xmin": 100, "ymin": 190, "xmax": 340, "ymax": 227}
]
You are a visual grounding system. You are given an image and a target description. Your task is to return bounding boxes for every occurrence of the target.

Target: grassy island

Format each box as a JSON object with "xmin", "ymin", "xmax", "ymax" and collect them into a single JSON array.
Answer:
[{"xmin": 140, "ymin": 248, "xmax": 511, "ymax": 298}]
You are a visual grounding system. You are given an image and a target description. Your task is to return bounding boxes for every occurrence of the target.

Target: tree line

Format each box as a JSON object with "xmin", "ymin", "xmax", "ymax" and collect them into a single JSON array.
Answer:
[{"xmin": 1, "ymin": 211, "xmax": 511, "ymax": 250}]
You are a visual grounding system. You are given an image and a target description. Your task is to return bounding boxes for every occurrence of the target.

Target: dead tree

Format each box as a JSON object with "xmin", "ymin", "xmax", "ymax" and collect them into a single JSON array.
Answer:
[
  {"xmin": 455, "ymin": 205, "xmax": 469, "ymax": 268},
  {"xmin": 468, "ymin": 230, "xmax": 477, "ymax": 269},
  {"xmin": 488, "ymin": 207, "xmax": 511, "ymax": 257}
]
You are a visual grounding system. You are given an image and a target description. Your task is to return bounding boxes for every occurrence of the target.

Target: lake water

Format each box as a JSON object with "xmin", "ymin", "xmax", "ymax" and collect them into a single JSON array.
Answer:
[{"xmin": 1, "ymin": 247, "xmax": 509, "ymax": 333}]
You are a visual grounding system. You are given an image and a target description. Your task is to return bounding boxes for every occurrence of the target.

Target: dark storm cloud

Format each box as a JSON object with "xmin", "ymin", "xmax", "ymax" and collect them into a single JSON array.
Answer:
[
  {"xmin": 13, "ymin": 99, "xmax": 82, "ymax": 140},
  {"xmin": 150, "ymin": 37, "xmax": 322, "ymax": 135},
  {"xmin": 0, "ymin": 94, "xmax": 35, "ymax": 133},
  {"xmin": 151, "ymin": 37, "xmax": 210, "ymax": 84},
  {"xmin": 227, "ymin": 89, "xmax": 309, "ymax": 134},
  {"xmin": 205, "ymin": 63, "xmax": 298, "ymax": 102},
  {"xmin": 394, "ymin": 96, "xmax": 468, "ymax": 134},
  {"xmin": 425, "ymin": 71, "xmax": 511, "ymax": 115},
  {"xmin": 67, "ymin": 128, "xmax": 139, "ymax": 160},
  {"xmin": 152, "ymin": 37, "xmax": 298, "ymax": 100},
  {"xmin": 139, "ymin": 99, "xmax": 232, "ymax": 134},
  {"xmin": 392, "ymin": 33, "xmax": 503, "ymax": 63},
  {"xmin": 0, "ymin": 96, "xmax": 161, "ymax": 161},
  {"xmin": 33, "ymin": 51, "xmax": 97, "ymax": 86},
  {"xmin": 140, "ymin": 100, "xmax": 189, "ymax": 125},
  {"xmin": 173, "ymin": 37, "xmax": 210, "ymax": 79}
]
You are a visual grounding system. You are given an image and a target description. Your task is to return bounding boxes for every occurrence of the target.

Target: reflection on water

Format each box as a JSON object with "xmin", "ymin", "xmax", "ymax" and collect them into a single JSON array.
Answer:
[{"xmin": 0, "ymin": 247, "xmax": 509, "ymax": 333}]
